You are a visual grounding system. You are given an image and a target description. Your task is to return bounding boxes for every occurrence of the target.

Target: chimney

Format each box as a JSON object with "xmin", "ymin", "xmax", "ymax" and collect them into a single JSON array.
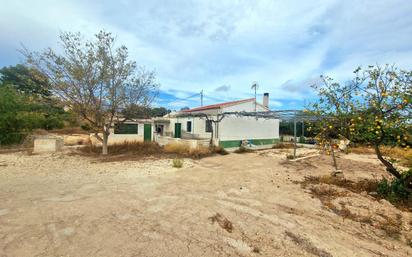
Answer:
[{"xmin": 263, "ymin": 93, "xmax": 269, "ymax": 109}]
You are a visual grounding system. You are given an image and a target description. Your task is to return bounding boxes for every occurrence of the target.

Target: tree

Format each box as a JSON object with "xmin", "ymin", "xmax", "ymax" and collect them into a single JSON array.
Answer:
[
  {"xmin": 0, "ymin": 86, "xmax": 65, "ymax": 145},
  {"xmin": 22, "ymin": 31, "xmax": 159, "ymax": 154},
  {"xmin": 350, "ymin": 65, "xmax": 411, "ymax": 178},
  {"xmin": 308, "ymin": 75, "xmax": 358, "ymax": 171},
  {"xmin": 121, "ymin": 105, "xmax": 170, "ymax": 119},
  {"xmin": 310, "ymin": 65, "xmax": 411, "ymax": 179},
  {"xmin": 0, "ymin": 64, "xmax": 51, "ymax": 98}
]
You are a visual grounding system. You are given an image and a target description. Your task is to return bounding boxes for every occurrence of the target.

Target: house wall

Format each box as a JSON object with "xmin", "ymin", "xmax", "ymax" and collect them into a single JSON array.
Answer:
[
  {"xmin": 167, "ymin": 116, "xmax": 212, "ymax": 139},
  {"xmin": 222, "ymin": 101, "xmax": 267, "ymax": 112},
  {"xmin": 90, "ymin": 122, "xmax": 154, "ymax": 145},
  {"xmin": 218, "ymin": 115, "xmax": 279, "ymax": 148}
]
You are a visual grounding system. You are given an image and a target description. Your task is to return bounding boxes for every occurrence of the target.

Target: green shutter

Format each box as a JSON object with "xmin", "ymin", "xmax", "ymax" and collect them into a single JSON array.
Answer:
[{"xmin": 114, "ymin": 124, "xmax": 138, "ymax": 134}]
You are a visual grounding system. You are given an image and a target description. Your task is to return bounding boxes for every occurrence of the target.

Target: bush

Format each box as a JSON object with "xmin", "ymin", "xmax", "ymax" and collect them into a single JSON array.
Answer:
[
  {"xmin": 164, "ymin": 143, "xmax": 214, "ymax": 159},
  {"xmin": 172, "ymin": 158, "xmax": 183, "ymax": 168},
  {"xmin": 80, "ymin": 141, "xmax": 162, "ymax": 155},
  {"xmin": 211, "ymin": 146, "xmax": 229, "ymax": 155},
  {"xmin": 234, "ymin": 146, "xmax": 252, "ymax": 154},
  {"xmin": 377, "ymin": 169, "xmax": 412, "ymax": 202}
]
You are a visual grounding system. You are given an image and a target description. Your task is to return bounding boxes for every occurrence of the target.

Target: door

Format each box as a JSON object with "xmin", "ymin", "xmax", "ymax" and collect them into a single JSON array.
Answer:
[
  {"xmin": 144, "ymin": 124, "xmax": 152, "ymax": 141},
  {"xmin": 174, "ymin": 123, "xmax": 181, "ymax": 138}
]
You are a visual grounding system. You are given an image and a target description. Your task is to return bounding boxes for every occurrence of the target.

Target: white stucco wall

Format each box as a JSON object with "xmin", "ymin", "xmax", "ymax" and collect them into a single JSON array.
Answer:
[
  {"xmin": 91, "ymin": 122, "xmax": 154, "ymax": 145},
  {"xmin": 167, "ymin": 117, "xmax": 212, "ymax": 139},
  {"xmin": 222, "ymin": 101, "xmax": 267, "ymax": 112},
  {"xmin": 218, "ymin": 116, "xmax": 279, "ymax": 141}
]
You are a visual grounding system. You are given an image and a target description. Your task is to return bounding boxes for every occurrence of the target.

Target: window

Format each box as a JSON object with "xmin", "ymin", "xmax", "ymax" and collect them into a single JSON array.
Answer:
[
  {"xmin": 186, "ymin": 121, "xmax": 192, "ymax": 132},
  {"xmin": 205, "ymin": 120, "xmax": 213, "ymax": 132},
  {"xmin": 114, "ymin": 123, "xmax": 138, "ymax": 134}
]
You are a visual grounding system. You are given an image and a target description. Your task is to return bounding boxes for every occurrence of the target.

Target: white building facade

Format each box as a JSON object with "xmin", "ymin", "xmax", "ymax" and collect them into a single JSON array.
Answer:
[{"xmin": 153, "ymin": 94, "xmax": 280, "ymax": 149}]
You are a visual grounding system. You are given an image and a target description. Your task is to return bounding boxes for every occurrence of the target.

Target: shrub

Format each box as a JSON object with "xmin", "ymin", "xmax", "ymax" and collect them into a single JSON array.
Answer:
[
  {"xmin": 164, "ymin": 143, "xmax": 214, "ymax": 159},
  {"xmin": 164, "ymin": 143, "xmax": 190, "ymax": 155},
  {"xmin": 211, "ymin": 146, "xmax": 229, "ymax": 155},
  {"xmin": 172, "ymin": 158, "xmax": 183, "ymax": 168},
  {"xmin": 234, "ymin": 146, "xmax": 251, "ymax": 154},
  {"xmin": 377, "ymin": 169, "xmax": 412, "ymax": 203},
  {"xmin": 286, "ymin": 154, "xmax": 295, "ymax": 159},
  {"xmin": 80, "ymin": 141, "xmax": 162, "ymax": 155}
]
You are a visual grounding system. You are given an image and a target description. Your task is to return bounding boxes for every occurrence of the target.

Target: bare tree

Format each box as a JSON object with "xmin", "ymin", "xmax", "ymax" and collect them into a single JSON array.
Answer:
[{"xmin": 22, "ymin": 31, "xmax": 159, "ymax": 154}]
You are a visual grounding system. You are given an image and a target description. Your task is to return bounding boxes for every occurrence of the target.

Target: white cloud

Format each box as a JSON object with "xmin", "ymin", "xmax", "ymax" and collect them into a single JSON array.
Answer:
[{"xmin": 1, "ymin": 0, "xmax": 412, "ymax": 109}]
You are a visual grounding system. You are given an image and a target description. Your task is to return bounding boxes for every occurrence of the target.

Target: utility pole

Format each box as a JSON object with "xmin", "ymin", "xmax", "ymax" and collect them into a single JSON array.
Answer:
[
  {"xmin": 200, "ymin": 90, "xmax": 203, "ymax": 107},
  {"xmin": 251, "ymin": 82, "xmax": 258, "ymax": 116}
]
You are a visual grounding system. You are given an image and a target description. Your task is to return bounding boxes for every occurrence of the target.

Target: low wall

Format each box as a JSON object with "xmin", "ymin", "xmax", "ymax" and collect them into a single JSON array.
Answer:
[
  {"xmin": 34, "ymin": 137, "xmax": 64, "ymax": 153},
  {"xmin": 155, "ymin": 135, "xmax": 209, "ymax": 149},
  {"xmin": 90, "ymin": 133, "xmax": 143, "ymax": 145},
  {"xmin": 219, "ymin": 138, "xmax": 280, "ymax": 149}
]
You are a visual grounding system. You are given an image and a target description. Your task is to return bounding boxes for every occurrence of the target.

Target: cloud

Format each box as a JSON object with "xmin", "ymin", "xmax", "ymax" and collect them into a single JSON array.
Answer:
[
  {"xmin": 214, "ymin": 85, "xmax": 231, "ymax": 92},
  {"xmin": 280, "ymin": 77, "xmax": 323, "ymax": 94},
  {"xmin": 1, "ymin": 0, "xmax": 412, "ymax": 110}
]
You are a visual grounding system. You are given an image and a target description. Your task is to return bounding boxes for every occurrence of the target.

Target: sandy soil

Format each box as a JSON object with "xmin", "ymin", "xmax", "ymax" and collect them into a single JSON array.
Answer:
[{"xmin": 0, "ymin": 148, "xmax": 411, "ymax": 257}]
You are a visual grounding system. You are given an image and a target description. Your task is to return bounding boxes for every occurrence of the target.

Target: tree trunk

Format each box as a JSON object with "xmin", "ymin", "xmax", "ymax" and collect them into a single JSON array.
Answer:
[
  {"xmin": 209, "ymin": 129, "xmax": 214, "ymax": 147},
  {"xmin": 329, "ymin": 139, "xmax": 338, "ymax": 171},
  {"xmin": 102, "ymin": 132, "xmax": 109, "ymax": 155},
  {"xmin": 374, "ymin": 144, "xmax": 401, "ymax": 179}
]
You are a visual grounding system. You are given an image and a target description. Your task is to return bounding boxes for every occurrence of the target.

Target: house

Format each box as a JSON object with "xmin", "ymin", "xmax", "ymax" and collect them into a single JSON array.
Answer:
[
  {"xmin": 153, "ymin": 93, "xmax": 280, "ymax": 149},
  {"xmin": 104, "ymin": 93, "xmax": 280, "ymax": 149}
]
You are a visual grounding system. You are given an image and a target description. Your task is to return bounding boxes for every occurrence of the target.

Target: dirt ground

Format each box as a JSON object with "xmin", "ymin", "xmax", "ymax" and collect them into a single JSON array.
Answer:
[{"xmin": 0, "ymin": 148, "xmax": 411, "ymax": 257}]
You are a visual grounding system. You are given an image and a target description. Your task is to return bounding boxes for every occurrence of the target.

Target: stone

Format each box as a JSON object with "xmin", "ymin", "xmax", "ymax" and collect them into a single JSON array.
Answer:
[{"xmin": 33, "ymin": 136, "xmax": 64, "ymax": 153}]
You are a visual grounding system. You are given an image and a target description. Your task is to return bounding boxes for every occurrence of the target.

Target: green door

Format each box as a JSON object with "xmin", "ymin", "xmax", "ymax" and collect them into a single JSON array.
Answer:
[
  {"xmin": 144, "ymin": 124, "xmax": 152, "ymax": 141},
  {"xmin": 174, "ymin": 123, "xmax": 181, "ymax": 138}
]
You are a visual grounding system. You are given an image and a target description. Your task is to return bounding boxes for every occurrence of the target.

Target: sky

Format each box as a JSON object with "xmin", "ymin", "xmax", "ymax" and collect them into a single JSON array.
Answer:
[{"xmin": 1, "ymin": 0, "xmax": 412, "ymax": 110}]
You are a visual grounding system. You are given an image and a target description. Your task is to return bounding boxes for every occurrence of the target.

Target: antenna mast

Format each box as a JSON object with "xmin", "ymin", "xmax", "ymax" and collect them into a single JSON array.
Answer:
[{"xmin": 200, "ymin": 90, "xmax": 203, "ymax": 106}]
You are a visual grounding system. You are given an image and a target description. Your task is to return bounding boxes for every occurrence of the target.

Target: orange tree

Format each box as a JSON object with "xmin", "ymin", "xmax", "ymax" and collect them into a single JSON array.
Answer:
[
  {"xmin": 310, "ymin": 65, "xmax": 411, "ymax": 179},
  {"xmin": 350, "ymin": 65, "xmax": 411, "ymax": 178},
  {"xmin": 308, "ymin": 75, "xmax": 358, "ymax": 171}
]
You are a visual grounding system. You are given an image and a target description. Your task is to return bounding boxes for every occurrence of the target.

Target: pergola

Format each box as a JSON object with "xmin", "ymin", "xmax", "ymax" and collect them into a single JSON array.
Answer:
[{"xmin": 177, "ymin": 110, "xmax": 319, "ymax": 158}]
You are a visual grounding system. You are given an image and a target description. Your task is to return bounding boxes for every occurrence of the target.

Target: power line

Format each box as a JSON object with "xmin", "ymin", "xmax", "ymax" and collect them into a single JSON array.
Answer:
[{"xmin": 163, "ymin": 92, "xmax": 201, "ymax": 106}]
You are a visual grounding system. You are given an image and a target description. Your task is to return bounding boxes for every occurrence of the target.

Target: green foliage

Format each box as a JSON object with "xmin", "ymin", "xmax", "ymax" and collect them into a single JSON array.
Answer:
[
  {"xmin": 0, "ymin": 86, "xmax": 65, "ymax": 145},
  {"xmin": 377, "ymin": 169, "xmax": 412, "ymax": 202},
  {"xmin": 0, "ymin": 64, "xmax": 51, "ymax": 97},
  {"xmin": 310, "ymin": 65, "xmax": 412, "ymax": 178},
  {"xmin": 172, "ymin": 158, "xmax": 183, "ymax": 168},
  {"xmin": 122, "ymin": 104, "xmax": 170, "ymax": 119}
]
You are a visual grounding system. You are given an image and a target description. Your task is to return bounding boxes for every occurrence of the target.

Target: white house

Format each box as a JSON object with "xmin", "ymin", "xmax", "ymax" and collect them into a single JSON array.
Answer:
[
  {"xmin": 153, "ymin": 93, "xmax": 280, "ymax": 149},
  {"xmin": 105, "ymin": 93, "xmax": 280, "ymax": 149}
]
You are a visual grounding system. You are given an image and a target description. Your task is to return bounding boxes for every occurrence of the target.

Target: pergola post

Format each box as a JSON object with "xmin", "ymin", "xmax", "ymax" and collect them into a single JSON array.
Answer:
[{"xmin": 293, "ymin": 116, "xmax": 297, "ymax": 158}]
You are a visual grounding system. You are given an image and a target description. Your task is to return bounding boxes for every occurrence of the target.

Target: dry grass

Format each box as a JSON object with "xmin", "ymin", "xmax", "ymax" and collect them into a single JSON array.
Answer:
[
  {"xmin": 301, "ymin": 175, "xmax": 405, "ymax": 239},
  {"xmin": 272, "ymin": 142, "xmax": 295, "ymax": 149},
  {"xmin": 164, "ymin": 143, "xmax": 213, "ymax": 159},
  {"xmin": 80, "ymin": 141, "xmax": 162, "ymax": 156},
  {"xmin": 208, "ymin": 213, "xmax": 233, "ymax": 233},
  {"xmin": 302, "ymin": 175, "xmax": 380, "ymax": 194},
  {"xmin": 351, "ymin": 145, "xmax": 412, "ymax": 168},
  {"xmin": 234, "ymin": 146, "xmax": 252, "ymax": 154},
  {"xmin": 48, "ymin": 127, "xmax": 89, "ymax": 135},
  {"xmin": 285, "ymin": 230, "xmax": 333, "ymax": 257},
  {"xmin": 75, "ymin": 141, "xmax": 220, "ymax": 162}
]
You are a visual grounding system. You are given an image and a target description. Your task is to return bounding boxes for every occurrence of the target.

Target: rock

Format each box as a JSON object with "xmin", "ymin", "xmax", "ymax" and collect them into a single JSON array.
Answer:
[{"xmin": 379, "ymin": 199, "xmax": 393, "ymax": 208}]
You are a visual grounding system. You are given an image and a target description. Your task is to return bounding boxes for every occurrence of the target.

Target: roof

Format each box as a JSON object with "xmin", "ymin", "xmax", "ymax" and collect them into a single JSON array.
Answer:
[{"xmin": 182, "ymin": 98, "xmax": 255, "ymax": 113}]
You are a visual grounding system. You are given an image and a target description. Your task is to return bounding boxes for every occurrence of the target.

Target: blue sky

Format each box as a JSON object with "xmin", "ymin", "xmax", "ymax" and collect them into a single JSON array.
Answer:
[{"xmin": 1, "ymin": 0, "xmax": 412, "ymax": 110}]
